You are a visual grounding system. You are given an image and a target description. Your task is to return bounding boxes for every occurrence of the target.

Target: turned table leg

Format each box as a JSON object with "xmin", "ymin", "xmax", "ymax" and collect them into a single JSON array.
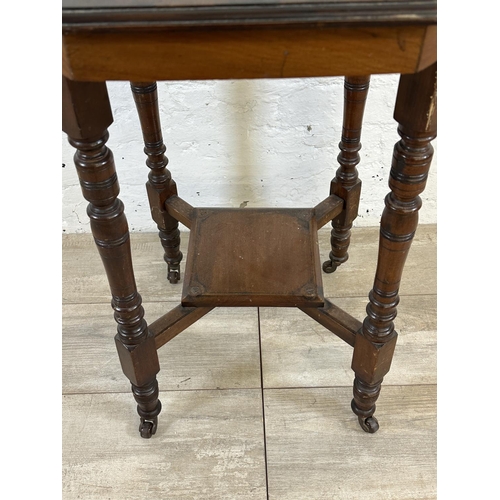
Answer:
[
  {"xmin": 131, "ymin": 81, "xmax": 183, "ymax": 284},
  {"xmin": 63, "ymin": 78, "xmax": 162, "ymax": 438},
  {"xmin": 351, "ymin": 63, "xmax": 437, "ymax": 432},
  {"xmin": 323, "ymin": 76, "xmax": 369, "ymax": 273}
]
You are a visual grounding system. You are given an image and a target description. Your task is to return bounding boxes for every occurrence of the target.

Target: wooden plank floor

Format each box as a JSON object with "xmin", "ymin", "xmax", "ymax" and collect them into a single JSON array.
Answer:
[{"xmin": 62, "ymin": 224, "xmax": 437, "ymax": 500}]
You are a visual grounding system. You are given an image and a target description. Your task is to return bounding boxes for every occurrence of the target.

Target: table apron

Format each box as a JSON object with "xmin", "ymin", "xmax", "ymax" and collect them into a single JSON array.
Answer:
[{"xmin": 62, "ymin": 24, "xmax": 436, "ymax": 81}]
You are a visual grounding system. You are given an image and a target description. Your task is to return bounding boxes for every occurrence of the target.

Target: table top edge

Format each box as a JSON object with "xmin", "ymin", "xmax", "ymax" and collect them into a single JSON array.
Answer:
[{"xmin": 62, "ymin": 1, "xmax": 437, "ymax": 32}]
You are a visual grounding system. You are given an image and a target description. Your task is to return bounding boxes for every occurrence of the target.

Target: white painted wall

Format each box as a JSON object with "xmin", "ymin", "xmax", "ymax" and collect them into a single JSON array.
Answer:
[{"xmin": 62, "ymin": 75, "xmax": 437, "ymax": 233}]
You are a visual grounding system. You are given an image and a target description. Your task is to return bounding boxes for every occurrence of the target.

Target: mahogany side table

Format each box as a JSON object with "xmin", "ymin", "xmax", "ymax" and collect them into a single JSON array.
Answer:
[{"xmin": 62, "ymin": 0, "xmax": 437, "ymax": 438}]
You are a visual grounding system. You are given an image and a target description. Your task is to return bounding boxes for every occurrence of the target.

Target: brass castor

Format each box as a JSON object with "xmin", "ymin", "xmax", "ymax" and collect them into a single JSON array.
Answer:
[
  {"xmin": 167, "ymin": 267, "xmax": 180, "ymax": 284},
  {"xmin": 165, "ymin": 251, "xmax": 183, "ymax": 284},
  {"xmin": 358, "ymin": 415, "xmax": 379, "ymax": 433},
  {"xmin": 322, "ymin": 259, "xmax": 339, "ymax": 274},
  {"xmin": 139, "ymin": 417, "xmax": 158, "ymax": 438}
]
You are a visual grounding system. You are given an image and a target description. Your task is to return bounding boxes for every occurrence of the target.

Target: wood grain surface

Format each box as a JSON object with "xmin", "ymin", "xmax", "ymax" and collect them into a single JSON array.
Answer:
[{"xmin": 63, "ymin": 25, "xmax": 432, "ymax": 82}]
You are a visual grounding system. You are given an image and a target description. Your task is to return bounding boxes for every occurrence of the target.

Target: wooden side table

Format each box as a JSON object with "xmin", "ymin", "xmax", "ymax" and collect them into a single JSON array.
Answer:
[{"xmin": 62, "ymin": 0, "xmax": 437, "ymax": 438}]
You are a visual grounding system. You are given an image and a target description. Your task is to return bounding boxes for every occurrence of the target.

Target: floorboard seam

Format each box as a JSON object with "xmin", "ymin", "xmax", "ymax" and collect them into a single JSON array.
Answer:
[
  {"xmin": 62, "ymin": 291, "xmax": 437, "ymax": 306},
  {"xmin": 62, "ymin": 383, "xmax": 437, "ymax": 396},
  {"xmin": 257, "ymin": 307, "xmax": 270, "ymax": 500}
]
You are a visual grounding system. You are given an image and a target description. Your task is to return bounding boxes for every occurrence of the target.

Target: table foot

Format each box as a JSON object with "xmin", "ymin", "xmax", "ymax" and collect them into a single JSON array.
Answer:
[
  {"xmin": 351, "ymin": 376, "xmax": 382, "ymax": 433},
  {"xmin": 139, "ymin": 417, "xmax": 158, "ymax": 438},
  {"xmin": 358, "ymin": 415, "xmax": 379, "ymax": 433},
  {"xmin": 133, "ymin": 381, "xmax": 162, "ymax": 438},
  {"xmin": 159, "ymin": 226, "xmax": 183, "ymax": 283},
  {"xmin": 167, "ymin": 264, "xmax": 181, "ymax": 284},
  {"xmin": 322, "ymin": 257, "xmax": 339, "ymax": 274}
]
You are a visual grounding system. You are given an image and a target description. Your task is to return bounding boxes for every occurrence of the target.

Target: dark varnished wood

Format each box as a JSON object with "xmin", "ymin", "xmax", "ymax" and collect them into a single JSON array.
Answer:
[
  {"xmin": 182, "ymin": 208, "xmax": 325, "ymax": 307},
  {"xmin": 130, "ymin": 81, "xmax": 183, "ymax": 283},
  {"xmin": 63, "ymin": 25, "xmax": 434, "ymax": 82},
  {"xmin": 312, "ymin": 195, "xmax": 344, "ymax": 229},
  {"xmin": 323, "ymin": 75, "xmax": 370, "ymax": 274},
  {"xmin": 299, "ymin": 298, "xmax": 362, "ymax": 347},
  {"xmin": 62, "ymin": 78, "xmax": 162, "ymax": 438},
  {"xmin": 62, "ymin": 1, "xmax": 437, "ymax": 438},
  {"xmin": 350, "ymin": 62, "xmax": 437, "ymax": 432},
  {"xmin": 150, "ymin": 305, "xmax": 215, "ymax": 349},
  {"xmin": 165, "ymin": 196, "xmax": 195, "ymax": 229}
]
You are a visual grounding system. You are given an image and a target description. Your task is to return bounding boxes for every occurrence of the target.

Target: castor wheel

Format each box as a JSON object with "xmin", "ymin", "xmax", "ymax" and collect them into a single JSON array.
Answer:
[
  {"xmin": 322, "ymin": 260, "xmax": 338, "ymax": 274},
  {"xmin": 358, "ymin": 415, "xmax": 379, "ymax": 433},
  {"xmin": 167, "ymin": 268, "xmax": 180, "ymax": 284},
  {"xmin": 139, "ymin": 417, "xmax": 158, "ymax": 439}
]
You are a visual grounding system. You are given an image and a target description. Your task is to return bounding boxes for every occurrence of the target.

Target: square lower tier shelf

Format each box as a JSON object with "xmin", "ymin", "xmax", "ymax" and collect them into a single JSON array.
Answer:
[{"xmin": 181, "ymin": 207, "xmax": 326, "ymax": 308}]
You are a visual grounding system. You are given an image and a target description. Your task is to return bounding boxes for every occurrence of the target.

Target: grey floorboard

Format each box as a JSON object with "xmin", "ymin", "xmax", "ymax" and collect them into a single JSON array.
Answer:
[{"xmin": 62, "ymin": 225, "xmax": 437, "ymax": 499}]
